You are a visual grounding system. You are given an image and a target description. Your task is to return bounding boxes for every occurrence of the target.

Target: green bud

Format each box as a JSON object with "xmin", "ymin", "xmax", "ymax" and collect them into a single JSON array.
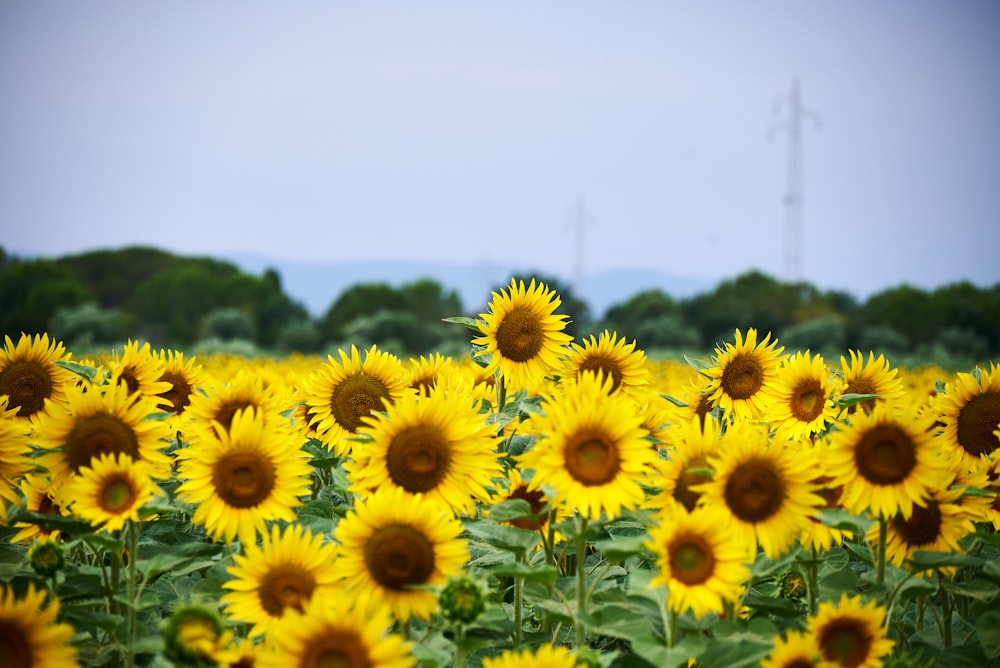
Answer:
[
  {"xmin": 162, "ymin": 604, "xmax": 225, "ymax": 668},
  {"xmin": 777, "ymin": 568, "xmax": 807, "ymax": 601},
  {"xmin": 439, "ymin": 574, "xmax": 487, "ymax": 625},
  {"xmin": 28, "ymin": 537, "xmax": 65, "ymax": 577}
]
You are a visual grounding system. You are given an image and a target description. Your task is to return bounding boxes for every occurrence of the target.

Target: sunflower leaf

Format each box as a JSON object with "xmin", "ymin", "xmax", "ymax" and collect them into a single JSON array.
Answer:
[
  {"xmin": 485, "ymin": 561, "xmax": 559, "ymax": 586},
  {"xmin": 461, "ymin": 519, "xmax": 541, "ymax": 555},
  {"xmin": 836, "ymin": 392, "xmax": 881, "ymax": 409},
  {"xmin": 54, "ymin": 359, "xmax": 101, "ymax": 382},
  {"xmin": 978, "ymin": 610, "xmax": 1000, "ymax": 660},
  {"xmin": 907, "ymin": 549, "xmax": 985, "ymax": 573},
  {"xmin": 487, "ymin": 499, "xmax": 535, "ymax": 523},
  {"xmin": 442, "ymin": 316, "xmax": 483, "ymax": 332}
]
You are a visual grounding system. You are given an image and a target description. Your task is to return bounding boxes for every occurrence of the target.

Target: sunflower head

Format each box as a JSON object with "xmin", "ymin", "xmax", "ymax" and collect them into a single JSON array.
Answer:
[
  {"xmin": 808, "ymin": 594, "xmax": 895, "ymax": 668},
  {"xmin": 480, "ymin": 643, "xmax": 585, "ymax": 668},
  {"xmin": 932, "ymin": 363, "xmax": 1000, "ymax": 469},
  {"xmin": 62, "ymin": 451, "xmax": 156, "ymax": 533},
  {"xmin": 839, "ymin": 350, "xmax": 905, "ymax": 415},
  {"xmin": 0, "ymin": 583, "xmax": 78, "ymax": 667},
  {"xmin": 706, "ymin": 328, "xmax": 786, "ymax": 420},
  {"xmin": 438, "ymin": 574, "xmax": 488, "ymax": 625},
  {"xmin": 162, "ymin": 604, "xmax": 230, "ymax": 668},
  {"xmin": 762, "ymin": 350, "xmax": 841, "ymax": 439},
  {"xmin": 561, "ymin": 330, "xmax": 649, "ymax": 395},
  {"xmin": 0, "ymin": 333, "xmax": 75, "ymax": 419},
  {"xmin": 472, "ymin": 278, "xmax": 574, "ymax": 392},
  {"xmin": 28, "ymin": 537, "xmax": 65, "ymax": 578}
]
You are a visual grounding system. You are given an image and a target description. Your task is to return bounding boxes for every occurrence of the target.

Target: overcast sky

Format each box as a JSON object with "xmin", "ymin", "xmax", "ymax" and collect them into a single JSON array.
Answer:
[{"xmin": 2, "ymin": 1, "xmax": 998, "ymax": 301}]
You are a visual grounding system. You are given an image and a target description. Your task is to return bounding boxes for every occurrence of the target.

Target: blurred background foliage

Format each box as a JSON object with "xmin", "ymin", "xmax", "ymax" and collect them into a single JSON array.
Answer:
[{"xmin": 1, "ymin": 245, "xmax": 997, "ymax": 368}]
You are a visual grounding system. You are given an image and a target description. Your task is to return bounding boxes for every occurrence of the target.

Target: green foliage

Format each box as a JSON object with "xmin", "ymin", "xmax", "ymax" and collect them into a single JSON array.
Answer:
[
  {"xmin": 48, "ymin": 302, "xmax": 125, "ymax": 348},
  {"xmin": 779, "ymin": 316, "xmax": 846, "ymax": 356},
  {"xmin": 198, "ymin": 307, "xmax": 255, "ymax": 342}
]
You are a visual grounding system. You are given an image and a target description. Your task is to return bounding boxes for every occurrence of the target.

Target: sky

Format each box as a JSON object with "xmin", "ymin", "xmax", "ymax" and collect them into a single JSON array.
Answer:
[{"xmin": 2, "ymin": 1, "xmax": 999, "ymax": 302}]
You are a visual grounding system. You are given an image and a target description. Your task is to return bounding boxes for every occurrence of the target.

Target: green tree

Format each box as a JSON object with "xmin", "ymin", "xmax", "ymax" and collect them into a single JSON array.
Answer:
[
  {"xmin": 322, "ymin": 283, "xmax": 407, "ymax": 343},
  {"xmin": 0, "ymin": 258, "xmax": 94, "ymax": 338}
]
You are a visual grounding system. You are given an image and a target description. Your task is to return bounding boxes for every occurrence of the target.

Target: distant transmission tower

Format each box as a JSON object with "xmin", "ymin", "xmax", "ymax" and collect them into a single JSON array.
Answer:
[
  {"xmin": 565, "ymin": 196, "xmax": 596, "ymax": 294},
  {"xmin": 768, "ymin": 78, "xmax": 821, "ymax": 283}
]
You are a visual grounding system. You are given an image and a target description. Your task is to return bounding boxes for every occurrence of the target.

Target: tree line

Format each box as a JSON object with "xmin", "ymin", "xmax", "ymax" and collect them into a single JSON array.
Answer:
[{"xmin": 1, "ymin": 246, "xmax": 996, "ymax": 366}]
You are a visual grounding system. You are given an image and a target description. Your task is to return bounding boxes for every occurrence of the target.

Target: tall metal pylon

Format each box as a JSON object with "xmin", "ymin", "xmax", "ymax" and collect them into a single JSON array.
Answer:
[
  {"xmin": 565, "ymin": 196, "xmax": 596, "ymax": 295},
  {"xmin": 768, "ymin": 78, "xmax": 821, "ymax": 283}
]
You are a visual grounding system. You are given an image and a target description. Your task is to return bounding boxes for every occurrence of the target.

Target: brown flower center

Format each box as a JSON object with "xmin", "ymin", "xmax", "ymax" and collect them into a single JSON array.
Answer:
[
  {"xmin": 211, "ymin": 450, "xmax": 276, "ymax": 508},
  {"xmin": 157, "ymin": 371, "xmax": 193, "ymax": 414},
  {"xmin": 100, "ymin": 475, "xmax": 138, "ymax": 514},
  {"xmin": 0, "ymin": 359, "xmax": 54, "ymax": 418},
  {"xmin": 65, "ymin": 414, "xmax": 141, "ymax": 474},
  {"xmin": 0, "ymin": 621, "xmax": 32, "ymax": 668},
  {"xmin": 302, "ymin": 630, "xmax": 372, "ymax": 668},
  {"xmin": 956, "ymin": 392, "xmax": 1000, "ymax": 458},
  {"xmin": 695, "ymin": 394, "xmax": 715, "ymax": 431},
  {"xmin": 506, "ymin": 485, "xmax": 548, "ymax": 531},
  {"xmin": 844, "ymin": 377, "xmax": 877, "ymax": 415},
  {"xmin": 116, "ymin": 368, "xmax": 141, "ymax": 396},
  {"xmin": 364, "ymin": 524, "xmax": 435, "ymax": 590},
  {"xmin": 578, "ymin": 356, "xmax": 624, "ymax": 393},
  {"xmin": 724, "ymin": 457, "xmax": 785, "ymax": 523},
  {"xmin": 494, "ymin": 306, "xmax": 544, "ymax": 363},
  {"xmin": 668, "ymin": 533, "xmax": 715, "ymax": 585},
  {"xmin": 853, "ymin": 425, "xmax": 917, "ymax": 486},
  {"xmin": 673, "ymin": 454, "xmax": 711, "ymax": 512},
  {"xmin": 386, "ymin": 425, "xmax": 451, "ymax": 493},
  {"xmin": 720, "ymin": 353, "xmax": 764, "ymax": 400},
  {"xmin": 330, "ymin": 375, "xmax": 390, "ymax": 434},
  {"xmin": 258, "ymin": 564, "xmax": 316, "ymax": 617},
  {"xmin": 817, "ymin": 617, "xmax": 873, "ymax": 667},
  {"xmin": 213, "ymin": 399, "xmax": 255, "ymax": 435},
  {"xmin": 890, "ymin": 501, "xmax": 942, "ymax": 547},
  {"xmin": 790, "ymin": 378, "xmax": 825, "ymax": 423},
  {"xmin": 564, "ymin": 431, "xmax": 620, "ymax": 486}
]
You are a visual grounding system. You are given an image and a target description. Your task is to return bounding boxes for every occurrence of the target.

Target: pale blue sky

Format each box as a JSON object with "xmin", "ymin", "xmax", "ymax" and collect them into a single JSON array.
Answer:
[{"xmin": 2, "ymin": 1, "xmax": 998, "ymax": 301}]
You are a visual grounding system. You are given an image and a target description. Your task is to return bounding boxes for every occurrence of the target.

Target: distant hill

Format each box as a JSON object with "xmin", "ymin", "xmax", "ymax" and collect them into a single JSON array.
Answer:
[{"xmin": 224, "ymin": 255, "xmax": 718, "ymax": 318}]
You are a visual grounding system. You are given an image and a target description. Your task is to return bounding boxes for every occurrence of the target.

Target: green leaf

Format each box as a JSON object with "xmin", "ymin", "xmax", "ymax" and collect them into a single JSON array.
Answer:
[
  {"xmin": 817, "ymin": 508, "xmax": 874, "ymax": 535},
  {"xmin": 631, "ymin": 632, "xmax": 706, "ymax": 668},
  {"xmin": 461, "ymin": 519, "xmax": 541, "ymax": 555},
  {"xmin": 697, "ymin": 636, "xmax": 773, "ymax": 668},
  {"xmin": 683, "ymin": 354, "xmax": 714, "ymax": 374},
  {"xmin": 10, "ymin": 509, "xmax": 97, "ymax": 536},
  {"xmin": 743, "ymin": 592, "xmax": 806, "ymax": 618},
  {"xmin": 487, "ymin": 499, "xmax": 535, "ymax": 523},
  {"xmin": 836, "ymin": 392, "xmax": 880, "ymax": 409},
  {"xmin": 977, "ymin": 610, "xmax": 1000, "ymax": 660},
  {"xmin": 441, "ymin": 316, "xmax": 483, "ymax": 332},
  {"xmin": 485, "ymin": 561, "xmax": 559, "ymax": 586},
  {"xmin": 907, "ymin": 549, "xmax": 985, "ymax": 572},
  {"xmin": 592, "ymin": 535, "xmax": 653, "ymax": 562},
  {"xmin": 54, "ymin": 360, "xmax": 100, "ymax": 382}
]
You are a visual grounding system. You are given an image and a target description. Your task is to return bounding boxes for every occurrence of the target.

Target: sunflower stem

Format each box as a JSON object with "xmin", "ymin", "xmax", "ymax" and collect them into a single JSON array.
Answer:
[
  {"xmin": 808, "ymin": 546, "xmax": 819, "ymax": 616},
  {"xmin": 876, "ymin": 514, "xmax": 887, "ymax": 585},
  {"xmin": 574, "ymin": 515, "xmax": 591, "ymax": 649},
  {"xmin": 513, "ymin": 557, "xmax": 524, "ymax": 646},
  {"xmin": 938, "ymin": 571, "xmax": 953, "ymax": 648},
  {"xmin": 125, "ymin": 520, "xmax": 139, "ymax": 668},
  {"xmin": 453, "ymin": 624, "xmax": 467, "ymax": 668},
  {"xmin": 496, "ymin": 375, "xmax": 507, "ymax": 415}
]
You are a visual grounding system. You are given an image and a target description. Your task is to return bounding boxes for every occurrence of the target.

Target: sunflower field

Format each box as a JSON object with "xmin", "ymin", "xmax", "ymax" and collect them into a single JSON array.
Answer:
[{"xmin": 1, "ymin": 277, "xmax": 999, "ymax": 668}]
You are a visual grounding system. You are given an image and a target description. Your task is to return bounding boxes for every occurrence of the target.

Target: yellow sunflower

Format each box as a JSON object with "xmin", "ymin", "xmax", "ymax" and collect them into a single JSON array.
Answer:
[
  {"xmin": 0, "ymin": 332, "xmax": 75, "ymax": 420},
  {"xmin": 153, "ymin": 348, "xmax": 205, "ymax": 421},
  {"xmin": 705, "ymin": 328, "xmax": 785, "ymax": 420},
  {"xmin": 762, "ymin": 351, "xmax": 841, "ymax": 440},
  {"xmin": 696, "ymin": 420, "xmax": 823, "ymax": 558},
  {"xmin": 807, "ymin": 594, "xmax": 894, "ymax": 668},
  {"xmin": 472, "ymin": 278, "xmax": 574, "ymax": 393},
  {"xmin": 0, "ymin": 396, "xmax": 32, "ymax": 522},
  {"xmin": 59, "ymin": 452, "xmax": 156, "ymax": 533},
  {"xmin": 978, "ymin": 455, "xmax": 1000, "ymax": 531},
  {"xmin": 302, "ymin": 345, "xmax": 411, "ymax": 455},
  {"xmin": 651, "ymin": 415, "xmax": 724, "ymax": 514},
  {"xmin": 333, "ymin": 486, "xmax": 468, "ymax": 622},
  {"xmin": 32, "ymin": 381, "xmax": 173, "ymax": 485},
  {"xmin": 162, "ymin": 603, "xmax": 231, "ymax": 667},
  {"xmin": 872, "ymin": 484, "xmax": 979, "ymax": 577},
  {"xmin": 222, "ymin": 523, "xmax": 341, "ymax": 637},
  {"xmin": 646, "ymin": 504, "xmax": 754, "ymax": 618},
  {"xmin": 497, "ymin": 464, "xmax": 556, "ymax": 533},
  {"xmin": 825, "ymin": 404, "xmax": 949, "ymax": 520},
  {"xmin": 800, "ymin": 457, "xmax": 852, "ymax": 553},
  {"xmin": 838, "ymin": 350, "xmax": 905, "ymax": 415},
  {"xmin": 517, "ymin": 371, "xmax": 656, "ymax": 521},
  {"xmin": 480, "ymin": 643, "xmax": 584, "ymax": 668},
  {"xmin": 257, "ymin": 595, "xmax": 413, "ymax": 668},
  {"xmin": 0, "ymin": 582, "xmax": 79, "ymax": 666},
  {"xmin": 761, "ymin": 629, "xmax": 830, "ymax": 668},
  {"xmin": 404, "ymin": 352, "xmax": 457, "ymax": 394},
  {"xmin": 560, "ymin": 329, "xmax": 649, "ymax": 396},
  {"xmin": 105, "ymin": 339, "xmax": 173, "ymax": 407},
  {"xmin": 9, "ymin": 473, "xmax": 70, "ymax": 543},
  {"xmin": 175, "ymin": 407, "xmax": 312, "ymax": 545},
  {"xmin": 932, "ymin": 363, "xmax": 1000, "ymax": 470},
  {"xmin": 347, "ymin": 384, "xmax": 500, "ymax": 514},
  {"xmin": 185, "ymin": 369, "xmax": 282, "ymax": 439}
]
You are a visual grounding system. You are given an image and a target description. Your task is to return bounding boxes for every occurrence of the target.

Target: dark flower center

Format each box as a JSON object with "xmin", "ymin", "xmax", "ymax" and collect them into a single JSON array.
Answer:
[
  {"xmin": 674, "ymin": 454, "xmax": 711, "ymax": 512},
  {"xmin": 157, "ymin": 371, "xmax": 193, "ymax": 414},
  {"xmin": 364, "ymin": 524, "xmax": 435, "ymax": 590},
  {"xmin": 956, "ymin": 392, "xmax": 1000, "ymax": 458},
  {"xmin": 790, "ymin": 378, "xmax": 825, "ymax": 423},
  {"xmin": 844, "ymin": 377, "xmax": 877, "ymax": 415},
  {"xmin": 506, "ymin": 485, "xmax": 548, "ymax": 530},
  {"xmin": 854, "ymin": 425, "xmax": 917, "ymax": 485},
  {"xmin": 100, "ymin": 475, "xmax": 138, "ymax": 514},
  {"xmin": 386, "ymin": 425, "xmax": 451, "ymax": 493},
  {"xmin": 890, "ymin": 500, "xmax": 943, "ymax": 547},
  {"xmin": 211, "ymin": 450, "xmax": 276, "ymax": 508},
  {"xmin": 817, "ymin": 617, "xmax": 873, "ymax": 667},
  {"xmin": 0, "ymin": 360, "xmax": 54, "ymax": 418},
  {"xmin": 720, "ymin": 353, "xmax": 764, "ymax": 400},
  {"xmin": 578, "ymin": 356, "xmax": 624, "ymax": 393},
  {"xmin": 668, "ymin": 533, "xmax": 715, "ymax": 585},
  {"xmin": 494, "ymin": 306, "xmax": 544, "ymax": 363},
  {"xmin": 724, "ymin": 458, "xmax": 785, "ymax": 523},
  {"xmin": 0, "ymin": 621, "xmax": 32, "ymax": 668},
  {"xmin": 213, "ymin": 399, "xmax": 255, "ymax": 435},
  {"xmin": 564, "ymin": 431, "xmax": 620, "ymax": 486},
  {"xmin": 65, "ymin": 414, "xmax": 141, "ymax": 474},
  {"xmin": 330, "ymin": 375, "xmax": 390, "ymax": 433},
  {"xmin": 116, "ymin": 368, "xmax": 141, "ymax": 396},
  {"xmin": 302, "ymin": 630, "xmax": 372, "ymax": 668},
  {"xmin": 258, "ymin": 564, "xmax": 316, "ymax": 617}
]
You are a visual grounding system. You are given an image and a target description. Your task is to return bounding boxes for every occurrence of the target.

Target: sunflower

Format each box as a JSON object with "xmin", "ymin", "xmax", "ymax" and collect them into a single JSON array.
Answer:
[
  {"xmin": 705, "ymin": 328, "xmax": 785, "ymax": 420},
  {"xmin": 0, "ymin": 582, "xmax": 78, "ymax": 666},
  {"xmin": 59, "ymin": 452, "xmax": 156, "ymax": 533},
  {"xmin": 497, "ymin": 465, "xmax": 555, "ymax": 532},
  {"xmin": 175, "ymin": 407, "xmax": 312, "ymax": 545},
  {"xmin": 807, "ymin": 594, "xmax": 894, "ymax": 668},
  {"xmin": 480, "ymin": 643, "xmax": 584, "ymax": 668},
  {"xmin": 825, "ymin": 404, "xmax": 949, "ymax": 520},
  {"xmin": 800, "ymin": 461, "xmax": 852, "ymax": 553},
  {"xmin": 560, "ymin": 330, "xmax": 649, "ymax": 396},
  {"xmin": 932, "ymin": 363, "xmax": 1000, "ymax": 470},
  {"xmin": 222, "ymin": 523, "xmax": 341, "ymax": 637},
  {"xmin": 346, "ymin": 384, "xmax": 501, "ymax": 514},
  {"xmin": 302, "ymin": 345, "xmax": 411, "ymax": 455},
  {"xmin": 0, "ymin": 396, "xmax": 32, "ymax": 522},
  {"xmin": 105, "ymin": 340, "xmax": 173, "ymax": 407},
  {"xmin": 9, "ymin": 474, "xmax": 69, "ymax": 543},
  {"xmin": 153, "ymin": 348, "xmax": 205, "ymax": 420},
  {"xmin": 0, "ymin": 333, "xmax": 75, "ymax": 420},
  {"xmin": 185, "ymin": 369, "xmax": 281, "ymax": 439},
  {"xmin": 978, "ymin": 456, "xmax": 1000, "ymax": 531},
  {"xmin": 32, "ymin": 381, "xmax": 173, "ymax": 485},
  {"xmin": 333, "ymin": 486, "xmax": 468, "ymax": 622},
  {"xmin": 646, "ymin": 504, "xmax": 754, "ymax": 618},
  {"xmin": 696, "ymin": 420, "xmax": 824, "ymax": 558},
  {"xmin": 517, "ymin": 371, "xmax": 656, "ymax": 521},
  {"xmin": 838, "ymin": 350, "xmax": 905, "ymax": 416},
  {"xmin": 472, "ymin": 278, "xmax": 573, "ymax": 393},
  {"xmin": 404, "ymin": 352, "xmax": 456, "ymax": 394},
  {"xmin": 762, "ymin": 351, "xmax": 841, "ymax": 440},
  {"xmin": 761, "ymin": 629, "xmax": 829, "ymax": 668},
  {"xmin": 162, "ymin": 604, "xmax": 231, "ymax": 668},
  {"xmin": 651, "ymin": 415, "xmax": 724, "ymax": 514},
  {"xmin": 258, "ymin": 595, "xmax": 413, "ymax": 668},
  {"xmin": 872, "ymin": 484, "xmax": 978, "ymax": 577}
]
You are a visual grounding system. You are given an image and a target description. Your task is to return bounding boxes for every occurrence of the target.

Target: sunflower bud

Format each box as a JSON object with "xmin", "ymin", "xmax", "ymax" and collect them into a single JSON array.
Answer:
[
  {"xmin": 162, "ymin": 604, "xmax": 227, "ymax": 667},
  {"xmin": 28, "ymin": 537, "xmax": 65, "ymax": 577},
  {"xmin": 777, "ymin": 568, "xmax": 807, "ymax": 601},
  {"xmin": 438, "ymin": 574, "xmax": 487, "ymax": 625}
]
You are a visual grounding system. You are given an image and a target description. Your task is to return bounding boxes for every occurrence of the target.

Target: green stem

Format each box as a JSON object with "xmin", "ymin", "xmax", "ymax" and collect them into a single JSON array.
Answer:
[
  {"xmin": 513, "ymin": 558, "xmax": 524, "ymax": 647},
  {"xmin": 125, "ymin": 521, "xmax": 139, "ymax": 668},
  {"xmin": 496, "ymin": 375, "xmax": 507, "ymax": 414},
  {"xmin": 808, "ymin": 546, "xmax": 819, "ymax": 616},
  {"xmin": 876, "ymin": 515, "xmax": 887, "ymax": 585},
  {"xmin": 453, "ymin": 624, "xmax": 467, "ymax": 668},
  {"xmin": 575, "ymin": 516, "xmax": 589, "ymax": 649},
  {"xmin": 939, "ymin": 572, "xmax": 952, "ymax": 648}
]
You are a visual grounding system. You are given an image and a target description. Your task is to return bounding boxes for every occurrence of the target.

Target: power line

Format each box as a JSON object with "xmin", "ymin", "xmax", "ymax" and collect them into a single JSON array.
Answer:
[{"xmin": 768, "ymin": 78, "xmax": 821, "ymax": 283}]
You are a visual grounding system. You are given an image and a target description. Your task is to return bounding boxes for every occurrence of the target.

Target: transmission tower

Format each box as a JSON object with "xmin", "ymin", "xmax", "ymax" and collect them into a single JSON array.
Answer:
[
  {"xmin": 768, "ymin": 78, "xmax": 821, "ymax": 283},
  {"xmin": 565, "ymin": 196, "xmax": 596, "ymax": 294}
]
